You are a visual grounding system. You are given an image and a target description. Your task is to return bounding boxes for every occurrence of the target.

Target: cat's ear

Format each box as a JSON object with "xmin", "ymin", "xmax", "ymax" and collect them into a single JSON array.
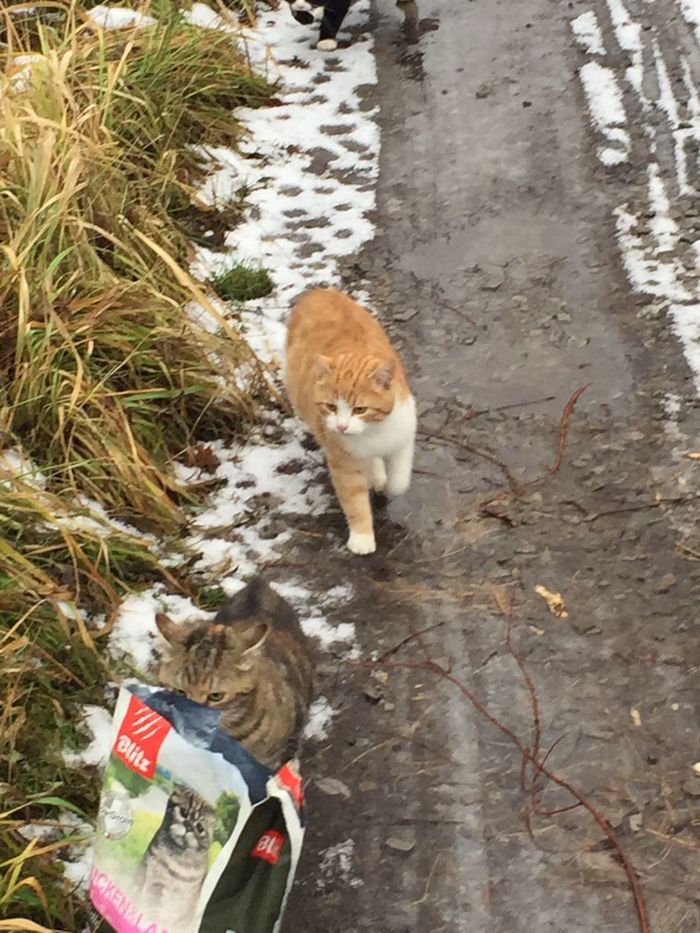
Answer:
[
  {"xmin": 240, "ymin": 620, "xmax": 270, "ymax": 655},
  {"xmin": 371, "ymin": 358, "xmax": 396, "ymax": 390},
  {"xmin": 155, "ymin": 611, "xmax": 185, "ymax": 645},
  {"xmin": 316, "ymin": 355, "xmax": 332, "ymax": 376}
]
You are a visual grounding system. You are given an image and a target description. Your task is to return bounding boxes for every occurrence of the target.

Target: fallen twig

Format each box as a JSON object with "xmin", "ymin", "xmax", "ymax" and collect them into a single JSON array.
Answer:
[
  {"xmin": 378, "ymin": 622, "xmax": 445, "ymax": 663},
  {"xmin": 418, "ymin": 428, "xmax": 521, "ymax": 493},
  {"xmin": 470, "ymin": 394, "xmax": 557, "ymax": 419},
  {"xmin": 523, "ymin": 385, "xmax": 589, "ymax": 489},
  {"xmin": 350, "ymin": 594, "xmax": 650, "ymax": 933},
  {"xmin": 479, "ymin": 384, "xmax": 589, "ymax": 514},
  {"xmin": 582, "ymin": 495, "xmax": 700, "ymax": 522}
]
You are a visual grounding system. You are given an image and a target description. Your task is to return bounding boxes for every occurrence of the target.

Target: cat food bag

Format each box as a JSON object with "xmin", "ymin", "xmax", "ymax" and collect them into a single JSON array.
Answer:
[{"xmin": 86, "ymin": 682, "xmax": 304, "ymax": 933}]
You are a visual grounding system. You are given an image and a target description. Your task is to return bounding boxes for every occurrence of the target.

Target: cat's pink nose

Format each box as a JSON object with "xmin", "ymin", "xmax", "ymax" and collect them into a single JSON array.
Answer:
[{"xmin": 338, "ymin": 423, "xmax": 348, "ymax": 433}]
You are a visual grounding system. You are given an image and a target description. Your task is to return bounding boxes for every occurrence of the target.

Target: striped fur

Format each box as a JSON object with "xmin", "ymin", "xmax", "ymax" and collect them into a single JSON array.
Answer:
[
  {"xmin": 155, "ymin": 578, "xmax": 314, "ymax": 769},
  {"xmin": 285, "ymin": 288, "xmax": 416, "ymax": 555}
]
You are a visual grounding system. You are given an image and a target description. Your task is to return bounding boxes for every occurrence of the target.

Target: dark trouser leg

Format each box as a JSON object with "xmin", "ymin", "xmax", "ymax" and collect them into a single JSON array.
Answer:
[{"xmin": 319, "ymin": 0, "xmax": 352, "ymax": 41}]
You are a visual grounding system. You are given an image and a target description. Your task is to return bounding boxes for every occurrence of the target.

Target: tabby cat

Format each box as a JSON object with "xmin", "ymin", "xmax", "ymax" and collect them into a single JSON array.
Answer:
[
  {"xmin": 138, "ymin": 784, "xmax": 215, "ymax": 933},
  {"xmin": 155, "ymin": 577, "xmax": 314, "ymax": 770},
  {"xmin": 285, "ymin": 288, "xmax": 416, "ymax": 555}
]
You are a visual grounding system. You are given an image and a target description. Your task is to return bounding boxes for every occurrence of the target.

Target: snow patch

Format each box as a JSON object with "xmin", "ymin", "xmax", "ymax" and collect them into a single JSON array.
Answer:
[
  {"xmin": 63, "ymin": 706, "xmax": 113, "ymax": 769},
  {"xmin": 605, "ymin": 0, "xmax": 645, "ymax": 96},
  {"xmin": 579, "ymin": 62, "xmax": 630, "ymax": 164},
  {"xmin": 0, "ymin": 447, "xmax": 47, "ymax": 487},
  {"xmin": 669, "ymin": 304, "xmax": 700, "ymax": 393},
  {"xmin": 571, "ymin": 11, "xmax": 606, "ymax": 55},
  {"xmin": 87, "ymin": 5, "xmax": 156, "ymax": 29},
  {"xmin": 190, "ymin": 0, "xmax": 379, "ymax": 365},
  {"xmin": 654, "ymin": 42, "xmax": 691, "ymax": 194},
  {"xmin": 662, "ymin": 393, "xmax": 682, "ymax": 419},
  {"xmin": 317, "ymin": 839, "xmax": 363, "ymax": 891},
  {"xmin": 680, "ymin": 0, "xmax": 700, "ymax": 47},
  {"xmin": 304, "ymin": 696, "xmax": 335, "ymax": 740},
  {"xmin": 184, "ymin": 2, "xmax": 234, "ymax": 31}
]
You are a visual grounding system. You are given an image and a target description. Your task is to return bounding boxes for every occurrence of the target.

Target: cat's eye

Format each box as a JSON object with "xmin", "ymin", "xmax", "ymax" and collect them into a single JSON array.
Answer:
[
  {"xmin": 207, "ymin": 691, "xmax": 225, "ymax": 703},
  {"xmin": 172, "ymin": 688, "xmax": 186, "ymax": 696},
  {"xmin": 353, "ymin": 406, "xmax": 368, "ymax": 414},
  {"xmin": 325, "ymin": 403, "xmax": 337, "ymax": 413}
]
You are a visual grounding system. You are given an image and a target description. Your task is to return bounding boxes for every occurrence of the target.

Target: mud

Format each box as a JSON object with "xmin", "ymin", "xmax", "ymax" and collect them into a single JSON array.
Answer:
[{"xmin": 283, "ymin": 1, "xmax": 700, "ymax": 930}]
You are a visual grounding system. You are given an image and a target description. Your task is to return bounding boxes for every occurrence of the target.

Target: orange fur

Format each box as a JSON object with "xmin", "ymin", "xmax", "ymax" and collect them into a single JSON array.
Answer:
[{"xmin": 285, "ymin": 288, "xmax": 415, "ymax": 555}]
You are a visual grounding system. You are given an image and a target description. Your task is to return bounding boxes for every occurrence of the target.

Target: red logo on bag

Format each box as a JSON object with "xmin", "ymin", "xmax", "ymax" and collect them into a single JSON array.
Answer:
[
  {"xmin": 277, "ymin": 762, "xmax": 303, "ymax": 809},
  {"xmin": 113, "ymin": 695, "xmax": 171, "ymax": 779},
  {"xmin": 252, "ymin": 830, "xmax": 285, "ymax": 865}
]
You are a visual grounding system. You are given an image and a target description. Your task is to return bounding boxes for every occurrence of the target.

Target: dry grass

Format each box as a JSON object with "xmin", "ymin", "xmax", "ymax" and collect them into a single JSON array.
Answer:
[
  {"xmin": 0, "ymin": 2, "xmax": 276, "ymax": 925},
  {"xmin": 1, "ymin": 1, "xmax": 274, "ymax": 523}
]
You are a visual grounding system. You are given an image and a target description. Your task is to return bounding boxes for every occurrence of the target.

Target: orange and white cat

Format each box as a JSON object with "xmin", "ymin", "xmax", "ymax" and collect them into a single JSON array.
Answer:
[{"xmin": 285, "ymin": 288, "xmax": 416, "ymax": 555}]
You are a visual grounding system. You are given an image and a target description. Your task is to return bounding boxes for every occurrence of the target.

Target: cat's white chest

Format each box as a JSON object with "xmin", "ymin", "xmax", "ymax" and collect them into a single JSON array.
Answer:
[{"xmin": 341, "ymin": 394, "xmax": 416, "ymax": 459}]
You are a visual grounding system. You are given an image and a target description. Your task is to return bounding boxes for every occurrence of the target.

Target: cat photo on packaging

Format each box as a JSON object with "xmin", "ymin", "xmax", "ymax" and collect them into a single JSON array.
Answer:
[
  {"xmin": 136, "ymin": 784, "xmax": 215, "ymax": 933},
  {"xmin": 285, "ymin": 288, "xmax": 416, "ymax": 555}
]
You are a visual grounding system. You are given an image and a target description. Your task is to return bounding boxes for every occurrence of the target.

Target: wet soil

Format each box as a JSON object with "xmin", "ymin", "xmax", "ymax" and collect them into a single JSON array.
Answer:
[{"xmin": 284, "ymin": 1, "xmax": 700, "ymax": 930}]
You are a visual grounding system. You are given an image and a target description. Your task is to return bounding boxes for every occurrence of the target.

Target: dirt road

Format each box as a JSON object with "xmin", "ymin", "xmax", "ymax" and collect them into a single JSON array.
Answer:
[{"xmin": 285, "ymin": 1, "xmax": 700, "ymax": 930}]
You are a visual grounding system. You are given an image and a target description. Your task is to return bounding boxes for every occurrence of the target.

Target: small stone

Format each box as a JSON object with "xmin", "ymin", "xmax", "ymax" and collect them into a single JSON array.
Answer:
[
  {"xmin": 363, "ymin": 682, "xmax": 383, "ymax": 703},
  {"xmin": 359, "ymin": 781, "xmax": 377, "ymax": 792},
  {"xmin": 683, "ymin": 775, "xmax": 700, "ymax": 797},
  {"xmin": 657, "ymin": 573, "xmax": 676, "ymax": 593},
  {"xmin": 315, "ymin": 777, "xmax": 352, "ymax": 799},
  {"xmin": 479, "ymin": 263, "xmax": 506, "ymax": 290},
  {"xmin": 385, "ymin": 836, "xmax": 415, "ymax": 853}
]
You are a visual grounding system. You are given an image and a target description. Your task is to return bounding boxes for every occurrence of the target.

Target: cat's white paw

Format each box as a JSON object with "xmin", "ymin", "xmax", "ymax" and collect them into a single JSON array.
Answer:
[
  {"xmin": 385, "ymin": 443, "xmax": 414, "ymax": 496},
  {"xmin": 368, "ymin": 458, "xmax": 387, "ymax": 492},
  {"xmin": 385, "ymin": 479, "xmax": 410, "ymax": 496},
  {"xmin": 384, "ymin": 470, "xmax": 411, "ymax": 496},
  {"xmin": 347, "ymin": 531, "xmax": 376, "ymax": 555},
  {"xmin": 317, "ymin": 38, "xmax": 338, "ymax": 51}
]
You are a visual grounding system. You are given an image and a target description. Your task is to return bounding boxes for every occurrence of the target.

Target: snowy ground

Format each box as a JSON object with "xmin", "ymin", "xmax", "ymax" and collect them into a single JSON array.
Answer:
[
  {"xmin": 49, "ymin": 0, "xmax": 381, "ymax": 884},
  {"xmin": 571, "ymin": 0, "xmax": 700, "ymax": 390}
]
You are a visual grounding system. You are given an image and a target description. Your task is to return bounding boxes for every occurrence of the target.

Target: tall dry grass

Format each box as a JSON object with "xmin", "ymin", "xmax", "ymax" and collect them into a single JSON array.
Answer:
[{"xmin": 0, "ymin": 2, "xmax": 275, "ymax": 925}]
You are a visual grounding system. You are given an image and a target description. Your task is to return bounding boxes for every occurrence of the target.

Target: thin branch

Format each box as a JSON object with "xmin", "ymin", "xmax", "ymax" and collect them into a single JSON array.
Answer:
[{"xmin": 349, "ymin": 601, "xmax": 650, "ymax": 933}]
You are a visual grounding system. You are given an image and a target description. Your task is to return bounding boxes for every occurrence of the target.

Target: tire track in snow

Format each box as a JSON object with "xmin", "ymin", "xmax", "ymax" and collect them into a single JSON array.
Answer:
[{"xmin": 571, "ymin": 0, "xmax": 700, "ymax": 391}]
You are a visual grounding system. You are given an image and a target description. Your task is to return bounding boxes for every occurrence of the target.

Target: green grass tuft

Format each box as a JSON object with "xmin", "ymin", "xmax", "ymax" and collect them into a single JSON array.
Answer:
[{"xmin": 211, "ymin": 262, "xmax": 275, "ymax": 303}]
